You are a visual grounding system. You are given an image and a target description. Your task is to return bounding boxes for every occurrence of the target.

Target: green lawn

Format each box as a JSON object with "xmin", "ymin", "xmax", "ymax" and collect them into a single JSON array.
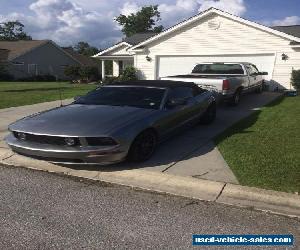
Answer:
[
  {"xmin": 0, "ymin": 82, "xmax": 97, "ymax": 109},
  {"xmin": 215, "ymin": 96, "xmax": 300, "ymax": 193}
]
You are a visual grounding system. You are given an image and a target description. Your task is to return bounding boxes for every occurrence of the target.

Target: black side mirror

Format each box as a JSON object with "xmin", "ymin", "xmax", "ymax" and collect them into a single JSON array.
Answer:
[
  {"xmin": 166, "ymin": 98, "xmax": 187, "ymax": 108},
  {"xmin": 258, "ymin": 72, "xmax": 268, "ymax": 76}
]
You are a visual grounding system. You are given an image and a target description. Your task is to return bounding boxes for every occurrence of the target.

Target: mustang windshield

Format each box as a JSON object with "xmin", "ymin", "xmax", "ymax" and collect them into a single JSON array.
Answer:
[{"xmin": 74, "ymin": 86, "xmax": 166, "ymax": 109}]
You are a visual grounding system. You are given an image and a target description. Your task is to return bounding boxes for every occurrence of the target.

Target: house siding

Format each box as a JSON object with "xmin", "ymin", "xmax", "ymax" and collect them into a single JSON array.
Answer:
[
  {"xmin": 9, "ymin": 42, "xmax": 79, "ymax": 80},
  {"xmin": 135, "ymin": 13, "xmax": 300, "ymax": 89}
]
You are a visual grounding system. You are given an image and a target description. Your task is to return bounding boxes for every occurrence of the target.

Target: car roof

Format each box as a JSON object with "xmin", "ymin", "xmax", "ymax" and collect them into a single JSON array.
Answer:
[{"xmin": 107, "ymin": 80, "xmax": 198, "ymax": 89}]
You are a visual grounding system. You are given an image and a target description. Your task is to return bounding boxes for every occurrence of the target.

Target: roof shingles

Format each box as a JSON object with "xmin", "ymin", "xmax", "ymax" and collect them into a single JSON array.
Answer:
[{"xmin": 0, "ymin": 40, "xmax": 48, "ymax": 60}]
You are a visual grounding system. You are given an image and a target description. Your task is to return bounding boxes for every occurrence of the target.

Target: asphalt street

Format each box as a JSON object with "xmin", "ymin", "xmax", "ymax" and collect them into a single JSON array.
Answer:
[{"xmin": 0, "ymin": 165, "xmax": 299, "ymax": 249}]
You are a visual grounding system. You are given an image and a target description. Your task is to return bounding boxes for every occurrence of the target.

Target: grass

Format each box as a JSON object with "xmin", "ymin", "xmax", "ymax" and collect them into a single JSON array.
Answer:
[
  {"xmin": 215, "ymin": 95, "xmax": 300, "ymax": 194},
  {"xmin": 0, "ymin": 82, "xmax": 97, "ymax": 109}
]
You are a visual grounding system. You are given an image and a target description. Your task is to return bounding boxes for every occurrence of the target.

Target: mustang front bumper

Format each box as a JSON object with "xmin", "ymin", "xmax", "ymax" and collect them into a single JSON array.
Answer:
[{"xmin": 5, "ymin": 134, "xmax": 128, "ymax": 165}]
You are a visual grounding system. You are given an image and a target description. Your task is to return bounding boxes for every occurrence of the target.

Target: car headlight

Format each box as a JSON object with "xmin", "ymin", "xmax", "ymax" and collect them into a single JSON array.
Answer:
[
  {"xmin": 64, "ymin": 137, "xmax": 76, "ymax": 146},
  {"xmin": 85, "ymin": 137, "xmax": 118, "ymax": 146}
]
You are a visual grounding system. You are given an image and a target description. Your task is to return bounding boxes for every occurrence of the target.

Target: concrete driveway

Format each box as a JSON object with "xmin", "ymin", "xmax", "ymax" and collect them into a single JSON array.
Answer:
[{"xmin": 0, "ymin": 92, "xmax": 281, "ymax": 185}]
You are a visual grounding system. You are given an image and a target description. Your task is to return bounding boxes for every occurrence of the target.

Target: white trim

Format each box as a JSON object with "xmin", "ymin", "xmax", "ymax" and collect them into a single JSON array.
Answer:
[
  {"xmin": 96, "ymin": 55, "xmax": 134, "ymax": 60},
  {"xmin": 130, "ymin": 8, "xmax": 300, "ymax": 51},
  {"xmin": 93, "ymin": 42, "xmax": 132, "ymax": 57}
]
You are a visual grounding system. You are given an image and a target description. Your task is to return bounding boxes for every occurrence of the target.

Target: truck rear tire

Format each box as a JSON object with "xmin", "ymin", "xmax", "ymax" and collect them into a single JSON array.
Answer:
[
  {"xmin": 229, "ymin": 89, "xmax": 242, "ymax": 106},
  {"xmin": 255, "ymin": 83, "xmax": 263, "ymax": 94}
]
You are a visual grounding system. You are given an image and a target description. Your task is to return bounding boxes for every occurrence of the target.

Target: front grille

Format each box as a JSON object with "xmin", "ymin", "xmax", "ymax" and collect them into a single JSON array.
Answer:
[
  {"xmin": 18, "ymin": 152, "xmax": 84, "ymax": 163},
  {"xmin": 13, "ymin": 132, "xmax": 80, "ymax": 146}
]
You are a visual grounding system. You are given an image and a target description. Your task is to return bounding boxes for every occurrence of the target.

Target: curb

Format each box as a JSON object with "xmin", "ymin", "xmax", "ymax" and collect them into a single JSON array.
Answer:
[{"xmin": 1, "ymin": 148, "xmax": 300, "ymax": 218}]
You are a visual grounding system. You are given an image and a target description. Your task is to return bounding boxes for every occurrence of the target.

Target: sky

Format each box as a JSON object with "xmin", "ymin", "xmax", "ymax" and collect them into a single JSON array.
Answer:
[{"xmin": 0, "ymin": 0, "xmax": 299, "ymax": 48}]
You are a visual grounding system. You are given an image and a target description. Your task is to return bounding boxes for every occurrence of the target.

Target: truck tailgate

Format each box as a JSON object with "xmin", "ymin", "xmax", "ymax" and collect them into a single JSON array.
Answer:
[{"xmin": 161, "ymin": 76, "xmax": 225, "ymax": 92}]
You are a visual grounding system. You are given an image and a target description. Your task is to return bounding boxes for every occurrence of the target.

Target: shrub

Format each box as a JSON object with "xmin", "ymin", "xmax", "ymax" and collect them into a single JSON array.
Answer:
[
  {"xmin": 0, "ymin": 64, "xmax": 13, "ymax": 81},
  {"xmin": 102, "ymin": 76, "xmax": 119, "ymax": 84},
  {"xmin": 64, "ymin": 65, "xmax": 81, "ymax": 80},
  {"xmin": 119, "ymin": 66, "xmax": 138, "ymax": 81},
  {"xmin": 79, "ymin": 66, "xmax": 99, "ymax": 81},
  {"xmin": 291, "ymin": 69, "xmax": 300, "ymax": 91}
]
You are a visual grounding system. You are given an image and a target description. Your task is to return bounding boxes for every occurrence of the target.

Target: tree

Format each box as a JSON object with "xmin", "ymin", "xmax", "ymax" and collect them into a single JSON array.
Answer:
[
  {"xmin": 0, "ymin": 21, "xmax": 32, "ymax": 41},
  {"xmin": 73, "ymin": 42, "xmax": 100, "ymax": 57},
  {"xmin": 115, "ymin": 5, "xmax": 164, "ymax": 37}
]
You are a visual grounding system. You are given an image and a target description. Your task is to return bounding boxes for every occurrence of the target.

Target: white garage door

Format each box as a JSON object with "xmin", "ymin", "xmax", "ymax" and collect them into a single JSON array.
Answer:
[{"xmin": 157, "ymin": 54, "xmax": 275, "ymax": 81}]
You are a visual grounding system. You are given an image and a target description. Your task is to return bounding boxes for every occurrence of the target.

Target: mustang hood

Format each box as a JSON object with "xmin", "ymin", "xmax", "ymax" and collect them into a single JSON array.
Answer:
[{"xmin": 9, "ymin": 104, "xmax": 155, "ymax": 137}]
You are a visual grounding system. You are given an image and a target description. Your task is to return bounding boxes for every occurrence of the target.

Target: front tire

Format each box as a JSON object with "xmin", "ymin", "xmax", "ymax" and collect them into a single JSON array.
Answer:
[
  {"xmin": 128, "ymin": 130, "xmax": 157, "ymax": 162},
  {"xmin": 200, "ymin": 102, "xmax": 216, "ymax": 124}
]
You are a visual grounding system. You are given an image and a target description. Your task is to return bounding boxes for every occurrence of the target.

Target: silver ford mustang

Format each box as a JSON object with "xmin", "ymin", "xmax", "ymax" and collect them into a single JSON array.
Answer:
[{"xmin": 6, "ymin": 80, "xmax": 216, "ymax": 165}]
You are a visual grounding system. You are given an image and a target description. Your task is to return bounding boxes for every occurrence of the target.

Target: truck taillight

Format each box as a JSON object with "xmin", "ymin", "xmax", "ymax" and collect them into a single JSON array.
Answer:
[{"xmin": 222, "ymin": 80, "xmax": 230, "ymax": 90}]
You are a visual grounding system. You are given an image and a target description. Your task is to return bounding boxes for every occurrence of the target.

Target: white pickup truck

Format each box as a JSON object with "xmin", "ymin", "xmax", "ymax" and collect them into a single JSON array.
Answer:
[{"xmin": 161, "ymin": 62, "xmax": 268, "ymax": 105}]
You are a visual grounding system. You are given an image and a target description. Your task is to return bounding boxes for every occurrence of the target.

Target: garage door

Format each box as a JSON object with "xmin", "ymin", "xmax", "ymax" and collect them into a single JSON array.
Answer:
[{"xmin": 157, "ymin": 54, "xmax": 275, "ymax": 81}]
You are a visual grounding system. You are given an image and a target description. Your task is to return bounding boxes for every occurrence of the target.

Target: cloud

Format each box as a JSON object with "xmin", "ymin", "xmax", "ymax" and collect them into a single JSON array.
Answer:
[
  {"xmin": 198, "ymin": 0, "xmax": 246, "ymax": 16},
  {"xmin": 120, "ymin": 2, "xmax": 140, "ymax": 16},
  {"xmin": 1, "ymin": 0, "xmax": 121, "ymax": 48},
  {"xmin": 158, "ymin": 0, "xmax": 199, "ymax": 27},
  {"xmin": 0, "ymin": 0, "xmax": 248, "ymax": 47},
  {"xmin": 271, "ymin": 16, "xmax": 300, "ymax": 26}
]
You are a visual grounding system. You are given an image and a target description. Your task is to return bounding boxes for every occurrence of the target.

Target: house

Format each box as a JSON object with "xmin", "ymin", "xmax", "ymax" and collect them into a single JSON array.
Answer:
[
  {"xmin": 0, "ymin": 40, "xmax": 100, "ymax": 80},
  {"xmin": 95, "ymin": 32, "xmax": 157, "ymax": 79},
  {"xmin": 0, "ymin": 49, "xmax": 9, "ymax": 63},
  {"xmin": 62, "ymin": 47, "xmax": 100, "ymax": 68},
  {"xmin": 94, "ymin": 8, "xmax": 300, "ymax": 90}
]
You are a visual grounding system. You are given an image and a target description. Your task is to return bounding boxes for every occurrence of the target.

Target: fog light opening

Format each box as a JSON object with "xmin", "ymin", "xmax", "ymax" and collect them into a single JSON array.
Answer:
[{"xmin": 64, "ymin": 137, "xmax": 76, "ymax": 146}]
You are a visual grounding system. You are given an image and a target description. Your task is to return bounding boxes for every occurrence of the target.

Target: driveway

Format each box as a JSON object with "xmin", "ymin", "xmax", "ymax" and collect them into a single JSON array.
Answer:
[{"xmin": 0, "ymin": 92, "xmax": 281, "ymax": 184}]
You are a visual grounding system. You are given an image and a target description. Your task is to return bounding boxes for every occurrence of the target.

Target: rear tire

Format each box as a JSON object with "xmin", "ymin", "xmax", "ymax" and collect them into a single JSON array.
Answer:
[
  {"xmin": 229, "ymin": 89, "xmax": 242, "ymax": 106},
  {"xmin": 255, "ymin": 83, "xmax": 263, "ymax": 94},
  {"xmin": 127, "ymin": 130, "xmax": 157, "ymax": 162},
  {"xmin": 200, "ymin": 102, "xmax": 216, "ymax": 124}
]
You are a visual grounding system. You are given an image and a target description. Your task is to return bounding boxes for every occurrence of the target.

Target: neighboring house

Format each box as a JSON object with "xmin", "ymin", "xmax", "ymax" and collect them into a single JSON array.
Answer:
[
  {"xmin": 62, "ymin": 47, "xmax": 100, "ymax": 68},
  {"xmin": 0, "ymin": 49, "xmax": 9, "ymax": 64},
  {"xmin": 0, "ymin": 40, "xmax": 99, "ymax": 80},
  {"xmin": 94, "ymin": 8, "xmax": 300, "ymax": 90}
]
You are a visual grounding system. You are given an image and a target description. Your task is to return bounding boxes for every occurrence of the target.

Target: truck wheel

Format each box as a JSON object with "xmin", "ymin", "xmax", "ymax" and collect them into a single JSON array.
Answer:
[
  {"xmin": 200, "ymin": 102, "xmax": 216, "ymax": 124},
  {"xmin": 230, "ymin": 89, "xmax": 242, "ymax": 106}
]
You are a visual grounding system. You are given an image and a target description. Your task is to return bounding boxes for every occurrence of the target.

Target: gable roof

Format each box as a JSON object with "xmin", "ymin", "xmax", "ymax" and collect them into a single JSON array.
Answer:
[
  {"xmin": 93, "ymin": 32, "xmax": 158, "ymax": 57},
  {"xmin": 63, "ymin": 47, "xmax": 99, "ymax": 66},
  {"xmin": 272, "ymin": 25, "xmax": 300, "ymax": 38},
  {"xmin": 0, "ymin": 40, "xmax": 48, "ymax": 60},
  {"xmin": 130, "ymin": 8, "xmax": 300, "ymax": 50},
  {"xmin": 0, "ymin": 40, "xmax": 84, "ymax": 65},
  {"xmin": 122, "ymin": 32, "xmax": 159, "ymax": 45}
]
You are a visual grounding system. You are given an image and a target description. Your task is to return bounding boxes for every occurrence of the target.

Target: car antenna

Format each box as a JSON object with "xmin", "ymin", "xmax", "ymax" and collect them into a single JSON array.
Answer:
[{"xmin": 57, "ymin": 76, "xmax": 63, "ymax": 107}]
